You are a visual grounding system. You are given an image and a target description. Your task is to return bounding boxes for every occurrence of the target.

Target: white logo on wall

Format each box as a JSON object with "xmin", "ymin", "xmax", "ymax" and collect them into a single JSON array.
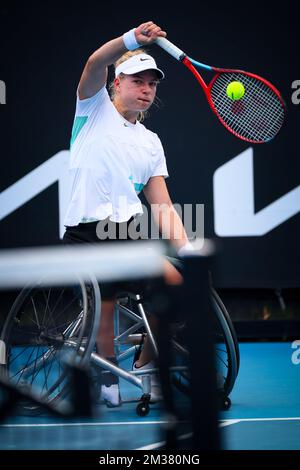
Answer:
[
  {"xmin": 213, "ymin": 148, "xmax": 300, "ymax": 236},
  {"xmin": 0, "ymin": 151, "xmax": 71, "ymax": 238},
  {"xmin": 0, "ymin": 147, "xmax": 299, "ymax": 239}
]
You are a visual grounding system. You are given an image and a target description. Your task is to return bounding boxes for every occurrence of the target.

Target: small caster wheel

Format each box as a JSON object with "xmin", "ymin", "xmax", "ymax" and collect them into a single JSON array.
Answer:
[
  {"xmin": 221, "ymin": 396, "xmax": 231, "ymax": 410},
  {"xmin": 136, "ymin": 402, "xmax": 150, "ymax": 416}
]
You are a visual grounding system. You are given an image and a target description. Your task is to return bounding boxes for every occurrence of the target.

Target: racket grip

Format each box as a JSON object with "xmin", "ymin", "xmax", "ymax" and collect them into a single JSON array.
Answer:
[{"xmin": 155, "ymin": 37, "xmax": 186, "ymax": 61}]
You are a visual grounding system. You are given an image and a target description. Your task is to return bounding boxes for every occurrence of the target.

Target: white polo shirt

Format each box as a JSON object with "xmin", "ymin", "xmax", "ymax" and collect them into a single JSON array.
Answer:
[{"xmin": 64, "ymin": 86, "xmax": 169, "ymax": 226}]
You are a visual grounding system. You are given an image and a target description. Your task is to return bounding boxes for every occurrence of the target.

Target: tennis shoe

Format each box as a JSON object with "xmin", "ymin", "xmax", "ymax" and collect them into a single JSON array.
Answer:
[{"xmin": 101, "ymin": 384, "xmax": 121, "ymax": 408}]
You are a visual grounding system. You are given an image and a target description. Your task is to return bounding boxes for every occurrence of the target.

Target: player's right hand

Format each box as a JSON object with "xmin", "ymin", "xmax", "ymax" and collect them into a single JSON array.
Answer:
[{"xmin": 134, "ymin": 21, "xmax": 167, "ymax": 46}]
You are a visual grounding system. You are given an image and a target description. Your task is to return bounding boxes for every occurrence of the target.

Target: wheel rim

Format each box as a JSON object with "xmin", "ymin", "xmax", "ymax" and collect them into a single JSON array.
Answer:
[{"xmin": 1, "ymin": 281, "xmax": 92, "ymax": 406}]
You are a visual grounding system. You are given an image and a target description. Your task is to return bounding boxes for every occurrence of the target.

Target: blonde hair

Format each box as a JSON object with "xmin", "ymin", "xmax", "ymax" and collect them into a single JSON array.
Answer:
[{"xmin": 109, "ymin": 49, "xmax": 161, "ymax": 122}]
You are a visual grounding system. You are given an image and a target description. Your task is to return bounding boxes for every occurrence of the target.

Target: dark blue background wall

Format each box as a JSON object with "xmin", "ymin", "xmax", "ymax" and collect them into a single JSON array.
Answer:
[{"xmin": 1, "ymin": 2, "xmax": 299, "ymax": 288}]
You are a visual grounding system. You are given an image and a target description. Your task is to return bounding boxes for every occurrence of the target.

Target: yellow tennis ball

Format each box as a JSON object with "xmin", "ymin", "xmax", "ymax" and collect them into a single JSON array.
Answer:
[{"xmin": 226, "ymin": 81, "xmax": 245, "ymax": 100}]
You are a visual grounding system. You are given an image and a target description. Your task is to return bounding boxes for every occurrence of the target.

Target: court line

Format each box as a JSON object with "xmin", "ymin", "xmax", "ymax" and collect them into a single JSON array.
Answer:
[
  {"xmin": 135, "ymin": 418, "xmax": 300, "ymax": 450},
  {"xmin": 3, "ymin": 417, "xmax": 297, "ymax": 429},
  {"xmin": 225, "ymin": 417, "xmax": 300, "ymax": 423},
  {"xmin": 0, "ymin": 420, "xmax": 175, "ymax": 428},
  {"xmin": 219, "ymin": 419, "xmax": 241, "ymax": 427},
  {"xmin": 136, "ymin": 422, "xmax": 241, "ymax": 450},
  {"xmin": 0, "ymin": 418, "xmax": 241, "ymax": 429},
  {"xmin": 136, "ymin": 432, "xmax": 192, "ymax": 451}
]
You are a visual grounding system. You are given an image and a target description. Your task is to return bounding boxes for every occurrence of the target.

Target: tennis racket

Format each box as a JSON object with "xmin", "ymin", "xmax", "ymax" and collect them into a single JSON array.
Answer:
[{"xmin": 155, "ymin": 37, "xmax": 286, "ymax": 143}]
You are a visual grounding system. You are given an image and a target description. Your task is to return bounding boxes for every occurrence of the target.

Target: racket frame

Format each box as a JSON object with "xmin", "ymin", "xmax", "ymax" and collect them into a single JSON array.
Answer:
[
  {"xmin": 182, "ymin": 57, "xmax": 286, "ymax": 143},
  {"xmin": 155, "ymin": 37, "xmax": 286, "ymax": 143}
]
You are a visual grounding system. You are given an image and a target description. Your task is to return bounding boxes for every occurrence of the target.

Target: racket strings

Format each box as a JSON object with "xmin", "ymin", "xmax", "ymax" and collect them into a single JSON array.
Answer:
[
  {"xmin": 212, "ymin": 74, "xmax": 283, "ymax": 141},
  {"xmin": 210, "ymin": 72, "xmax": 285, "ymax": 142},
  {"xmin": 212, "ymin": 74, "xmax": 282, "ymax": 140},
  {"xmin": 214, "ymin": 77, "xmax": 281, "ymax": 141}
]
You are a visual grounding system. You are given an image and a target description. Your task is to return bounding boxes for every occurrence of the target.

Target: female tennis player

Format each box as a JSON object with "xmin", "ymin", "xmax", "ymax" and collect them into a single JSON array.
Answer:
[{"xmin": 63, "ymin": 21, "xmax": 193, "ymax": 407}]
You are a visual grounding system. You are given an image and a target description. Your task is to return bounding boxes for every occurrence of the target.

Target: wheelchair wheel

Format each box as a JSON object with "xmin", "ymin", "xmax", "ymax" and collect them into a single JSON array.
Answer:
[
  {"xmin": 172, "ymin": 286, "xmax": 239, "ymax": 401},
  {"xmin": 0, "ymin": 278, "xmax": 100, "ymax": 415},
  {"xmin": 210, "ymin": 286, "xmax": 239, "ymax": 396}
]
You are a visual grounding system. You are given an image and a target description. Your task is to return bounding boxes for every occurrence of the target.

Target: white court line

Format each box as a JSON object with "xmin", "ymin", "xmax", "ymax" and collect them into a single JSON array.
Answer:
[
  {"xmin": 0, "ymin": 420, "xmax": 173, "ymax": 428},
  {"xmin": 226, "ymin": 417, "xmax": 300, "ymax": 423},
  {"xmin": 3, "ymin": 416, "xmax": 299, "ymax": 429},
  {"xmin": 136, "ymin": 441, "xmax": 165, "ymax": 451},
  {"xmin": 3, "ymin": 417, "xmax": 298, "ymax": 430},
  {"xmin": 136, "ymin": 421, "xmax": 241, "ymax": 450},
  {"xmin": 218, "ymin": 417, "xmax": 300, "ymax": 428},
  {"xmin": 136, "ymin": 433, "xmax": 193, "ymax": 451},
  {"xmin": 219, "ymin": 419, "xmax": 241, "ymax": 427},
  {"xmin": 136, "ymin": 418, "xmax": 300, "ymax": 450}
]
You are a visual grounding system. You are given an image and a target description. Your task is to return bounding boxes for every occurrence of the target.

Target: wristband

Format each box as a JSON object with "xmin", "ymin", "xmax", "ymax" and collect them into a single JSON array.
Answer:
[
  {"xmin": 122, "ymin": 28, "xmax": 140, "ymax": 51},
  {"xmin": 177, "ymin": 242, "xmax": 194, "ymax": 256}
]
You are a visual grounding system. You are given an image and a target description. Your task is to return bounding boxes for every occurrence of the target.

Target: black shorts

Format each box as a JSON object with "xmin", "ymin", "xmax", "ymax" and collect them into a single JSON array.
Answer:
[{"xmin": 62, "ymin": 219, "xmax": 158, "ymax": 300}]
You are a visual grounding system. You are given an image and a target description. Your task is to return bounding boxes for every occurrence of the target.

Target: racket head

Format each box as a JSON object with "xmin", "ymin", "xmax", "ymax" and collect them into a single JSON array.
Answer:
[{"xmin": 207, "ymin": 70, "xmax": 286, "ymax": 143}]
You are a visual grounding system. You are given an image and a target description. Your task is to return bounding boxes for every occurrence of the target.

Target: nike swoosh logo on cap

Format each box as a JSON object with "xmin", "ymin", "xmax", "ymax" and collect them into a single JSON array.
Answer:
[{"xmin": 140, "ymin": 58, "xmax": 150, "ymax": 61}]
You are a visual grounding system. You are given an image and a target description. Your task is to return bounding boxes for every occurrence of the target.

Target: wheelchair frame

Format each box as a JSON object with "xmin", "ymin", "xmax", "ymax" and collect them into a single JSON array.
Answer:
[{"xmin": 0, "ymin": 278, "xmax": 239, "ymax": 416}]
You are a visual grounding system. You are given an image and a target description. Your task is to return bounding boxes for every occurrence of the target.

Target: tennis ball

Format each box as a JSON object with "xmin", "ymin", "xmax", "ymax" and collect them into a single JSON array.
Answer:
[{"xmin": 226, "ymin": 81, "xmax": 245, "ymax": 100}]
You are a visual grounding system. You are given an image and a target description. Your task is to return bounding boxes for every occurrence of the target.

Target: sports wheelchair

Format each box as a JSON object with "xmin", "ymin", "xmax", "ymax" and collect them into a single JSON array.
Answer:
[{"xmin": 0, "ymin": 268, "xmax": 239, "ymax": 417}]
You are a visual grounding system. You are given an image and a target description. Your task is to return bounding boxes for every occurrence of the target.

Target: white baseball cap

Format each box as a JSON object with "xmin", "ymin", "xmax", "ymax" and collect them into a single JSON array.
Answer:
[{"xmin": 115, "ymin": 53, "xmax": 165, "ymax": 79}]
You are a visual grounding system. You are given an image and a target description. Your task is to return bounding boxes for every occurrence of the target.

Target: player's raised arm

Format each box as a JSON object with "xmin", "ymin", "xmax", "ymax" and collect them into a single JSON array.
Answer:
[{"xmin": 78, "ymin": 21, "xmax": 166, "ymax": 100}]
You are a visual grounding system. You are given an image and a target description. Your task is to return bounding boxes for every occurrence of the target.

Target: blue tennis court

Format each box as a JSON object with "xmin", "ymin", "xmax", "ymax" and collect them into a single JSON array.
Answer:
[
  {"xmin": 221, "ymin": 342, "xmax": 300, "ymax": 450},
  {"xmin": 1, "ymin": 341, "xmax": 299, "ymax": 450}
]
